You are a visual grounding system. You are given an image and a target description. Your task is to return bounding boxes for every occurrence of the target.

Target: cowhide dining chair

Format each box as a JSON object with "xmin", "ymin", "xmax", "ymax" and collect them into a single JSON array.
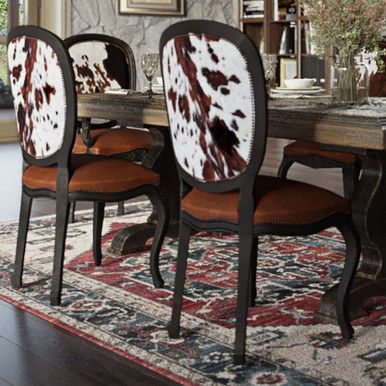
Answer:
[
  {"xmin": 64, "ymin": 34, "xmax": 160, "ymax": 219},
  {"xmin": 160, "ymin": 20, "xmax": 360, "ymax": 365},
  {"xmin": 8, "ymin": 26, "xmax": 168, "ymax": 306},
  {"xmin": 278, "ymin": 141, "xmax": 361, "ymax": 199},
  {"xmin": 64, "ymin": 33, "xmax": 154, "ymax": 159}
]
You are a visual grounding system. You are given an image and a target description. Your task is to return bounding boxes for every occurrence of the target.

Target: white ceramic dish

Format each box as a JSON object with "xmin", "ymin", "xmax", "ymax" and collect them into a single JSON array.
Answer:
[
  {"xmin": 105, "ymin": 89, "xmax": 131, "ymax": 95},
  {"xmin": 284, "ymin": 78, "xmax": 316, "ymax": 89},
  {"xmin": 271, "ymin": 87, "xmax": 325, "ymax": 95},
  {"xmin": 152, "ymin": 85, "xmax": 164, "ymax": 93}
]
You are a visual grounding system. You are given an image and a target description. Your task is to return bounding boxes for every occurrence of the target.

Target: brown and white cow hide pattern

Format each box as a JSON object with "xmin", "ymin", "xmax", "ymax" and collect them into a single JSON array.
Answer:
[
  {"xmin": 162, "ymin": 33, "xmax": 255, "ymax": 182},
  {"xmin": 69, "ymin": 42, "xmax": 122, "ymax": 94},
  {"xmin": 8, "ymin": 36, "xmax": 66, "ymax": 159}
]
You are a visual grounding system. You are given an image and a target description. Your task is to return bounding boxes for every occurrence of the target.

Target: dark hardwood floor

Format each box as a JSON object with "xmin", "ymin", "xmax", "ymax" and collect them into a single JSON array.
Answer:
[
  {"xmin": 0, "ymin": 300, "xmax": 179, "ymax": 386},
  {"xmin": 0, "ymin": 140, "xmax": 342, "ymax": 385}
]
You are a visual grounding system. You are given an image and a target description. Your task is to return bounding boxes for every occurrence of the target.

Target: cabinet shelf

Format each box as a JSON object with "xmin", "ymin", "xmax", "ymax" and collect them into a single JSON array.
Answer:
[
  {"xmin": 241, "ymin": 18, "xmax": 264, "ymax": 24},
  {"xmin": 270, "ymin": 20, "xmax": 294, "ymax": 24},
  {"xmin": 277, "ymin": 54, "xmax": 296, "ymax": 58},
  {"xmin": 239, "ymin": 0, "xmax": 329, "ymax": 90}
]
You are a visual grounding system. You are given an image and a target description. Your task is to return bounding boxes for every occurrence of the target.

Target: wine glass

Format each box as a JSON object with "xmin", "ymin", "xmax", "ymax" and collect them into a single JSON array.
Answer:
[
  {"xmin": 262, "ymin": 54, "xmax": 278, "ymax": 93},
  {"xmin": 141, "ymin": 53, "xmax": 159, "ymax": 97}
]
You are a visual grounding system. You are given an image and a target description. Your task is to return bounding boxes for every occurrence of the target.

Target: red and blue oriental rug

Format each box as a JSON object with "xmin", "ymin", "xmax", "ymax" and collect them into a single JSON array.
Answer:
[{"xmin": 0, "ymin": 201, "xmax": 385, "ymax": 385}]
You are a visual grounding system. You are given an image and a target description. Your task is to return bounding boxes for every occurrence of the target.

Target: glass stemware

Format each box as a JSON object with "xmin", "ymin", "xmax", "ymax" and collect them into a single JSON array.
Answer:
[
  {"xmin": 141, "ymin": 53, "xmax": 159, "ymax": 97},
  {"xmin": 261, "ymin": 54, "xmax": 278, "ymax": 93}
]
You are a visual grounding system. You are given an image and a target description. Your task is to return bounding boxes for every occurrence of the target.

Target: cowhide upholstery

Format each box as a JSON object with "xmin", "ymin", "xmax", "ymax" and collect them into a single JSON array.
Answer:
[
  {"xmin": 69, "ymin": 41, "xmax": 129, "ymax": 94},
  {"xmin": 8, "ymin": 36, "xmax": 66, "ymax": 159},
  {"xmin": 162, "ymin": 33, "xmax": 255, "ymax": 182}
]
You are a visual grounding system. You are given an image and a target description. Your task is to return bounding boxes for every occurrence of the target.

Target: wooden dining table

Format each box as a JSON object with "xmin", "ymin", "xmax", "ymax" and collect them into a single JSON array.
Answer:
[{"xmin": 78, "ymin": 93, "xmax": 386, "ymax": 321}]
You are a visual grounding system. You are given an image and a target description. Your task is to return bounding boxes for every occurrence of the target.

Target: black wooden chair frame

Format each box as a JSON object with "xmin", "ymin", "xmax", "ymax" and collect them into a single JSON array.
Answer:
[
  {"xmin": 278, "ymin": 146, "xmax": 361, "ymax": 199},
  {"xmin": 64, "ymin": 33, "xmax": 164, "ymax": 218},
  {"xmin": 160, "ymin": 20, "xmax": 360, "ymax": 365},
  {"xmin": 10, "ymin": 26, "xmax": 169, "ymax": 307}
]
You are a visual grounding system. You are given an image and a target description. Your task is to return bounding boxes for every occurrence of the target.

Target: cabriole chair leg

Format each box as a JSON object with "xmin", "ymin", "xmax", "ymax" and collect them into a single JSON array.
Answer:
[
  {"xmin": 117, "ymin": 201, "xmax": 125, "ymax": 216},
  {"xmin": 148, "ymin": 189, "xmax": 169, "ymax": 288},
  {"xmin": 50, "ymin": 200, "xmax": 70, "ymax": 306},
  {"xmin": 93, "ymin": 201, "xmax": 105, "ymax": 266},
  {"xmin": 68, "ymin": 201, "xmax": 76, "ymax": 223},
  {"xmin": 336, "ymin": 221, "xmax": 360, "ymax": 339},
  {"xmin": 168, "ymin": 221, "xmax": 191, "ymax": 339},
  {"xmin": 12, "ymin": 191, "xmax": 33, "ymax": 289}
]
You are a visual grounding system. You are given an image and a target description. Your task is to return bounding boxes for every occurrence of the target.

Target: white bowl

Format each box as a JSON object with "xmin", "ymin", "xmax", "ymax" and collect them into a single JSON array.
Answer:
[{"xmin": 284, "ymin": 78, "xmax": 316, "ymax": 89}]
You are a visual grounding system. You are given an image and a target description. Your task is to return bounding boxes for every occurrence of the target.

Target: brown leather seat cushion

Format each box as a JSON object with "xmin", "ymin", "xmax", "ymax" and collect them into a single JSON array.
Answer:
[
  {"xmin": 284, "ymin": 141, "xmax": 359, "ymax": 165},
  {"xmin": 181, "ymin": 175, "xmax": 350, "ymax": 225},
  {"xmin": 23, "ymin": 159, "xmax": 160, "ymax": 193},
  {"xmin": 72, "ymin": 128, "xmax": 153, "ymax": 156}
]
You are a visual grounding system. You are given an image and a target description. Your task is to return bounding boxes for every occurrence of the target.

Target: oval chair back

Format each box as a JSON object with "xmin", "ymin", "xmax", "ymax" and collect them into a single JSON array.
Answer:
[
  {"xmin": 160, "ymin": 20, "xmax": 267, "ymax": 195},
  {"xmin": 8, "ymin": 25, "xmax": 77, "ymax": 168},
  {"xmin": 64, "ymin": 34, "xmax": 136, "ymax": 94}
]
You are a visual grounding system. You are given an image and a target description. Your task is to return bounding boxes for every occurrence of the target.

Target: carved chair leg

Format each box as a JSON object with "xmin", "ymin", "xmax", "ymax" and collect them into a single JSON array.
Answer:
[
  {"xmin": 336, "ymin": 220, "xmax": 361, "ymax": 339},
  {"xmin": 277, "ymin": 156, "xmax": 295, "ymax": 179},
  {"xmin": 68, "ymin": 201, "xmax": 76, "ymax": 224},
  {"xmin": 248, "ymin": 237, "xmax": 258, "ymax": 307},
  {"xmin": 50, "ymin": 200, "xmax": 70, "ymax": 306},
  {"xmin": 117, "ymin": 201, "xmax": 125, "ymax": 216},
  {"xmin": 234, "ymin": 230, "xmax": 254, "ymax": 366},
  {"xmin": 148, "ymin": 188, "xmax": 169, "ymax": 288},
  {"xmin": 168, "ymin": 221, "xmax": 191, "ymax": 339},
  {"xmin": 12, "ymin": 191, "xmax": 32, "ymax": 289},
  {"xmin": 93, "ymin": 202, "xmax": 105, "ymax": 266},
  {"xmin": 146, "ymin": 193, "xmax": 158, "ymax": 225}
]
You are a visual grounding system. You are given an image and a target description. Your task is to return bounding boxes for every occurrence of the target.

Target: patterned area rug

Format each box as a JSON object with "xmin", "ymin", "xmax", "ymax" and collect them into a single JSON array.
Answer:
[{"xmin": 0, "ymin": 201, "xmax": 385, "ymax": 385}]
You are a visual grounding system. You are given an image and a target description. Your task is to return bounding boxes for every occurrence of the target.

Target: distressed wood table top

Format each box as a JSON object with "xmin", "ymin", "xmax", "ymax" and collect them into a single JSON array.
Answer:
[{"xmin": 78, "ymin": 94, "xmax": 386, "ymax": 150}]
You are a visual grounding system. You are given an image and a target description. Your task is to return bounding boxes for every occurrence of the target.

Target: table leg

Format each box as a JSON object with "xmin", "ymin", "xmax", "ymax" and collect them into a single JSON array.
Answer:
[
  {"xmin": 319, "ymin": 150, "xmax": 386, "ymax": 321},
  {"xmin": 110, "ymin": 125, "xmax": 180, "ymax": 255}
]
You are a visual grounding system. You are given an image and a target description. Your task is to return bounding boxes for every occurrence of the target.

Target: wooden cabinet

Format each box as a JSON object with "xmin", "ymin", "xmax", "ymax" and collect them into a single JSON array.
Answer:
[{"xmin": 239, "ymin": 0, "xmax": 329, "ymax": 89}]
